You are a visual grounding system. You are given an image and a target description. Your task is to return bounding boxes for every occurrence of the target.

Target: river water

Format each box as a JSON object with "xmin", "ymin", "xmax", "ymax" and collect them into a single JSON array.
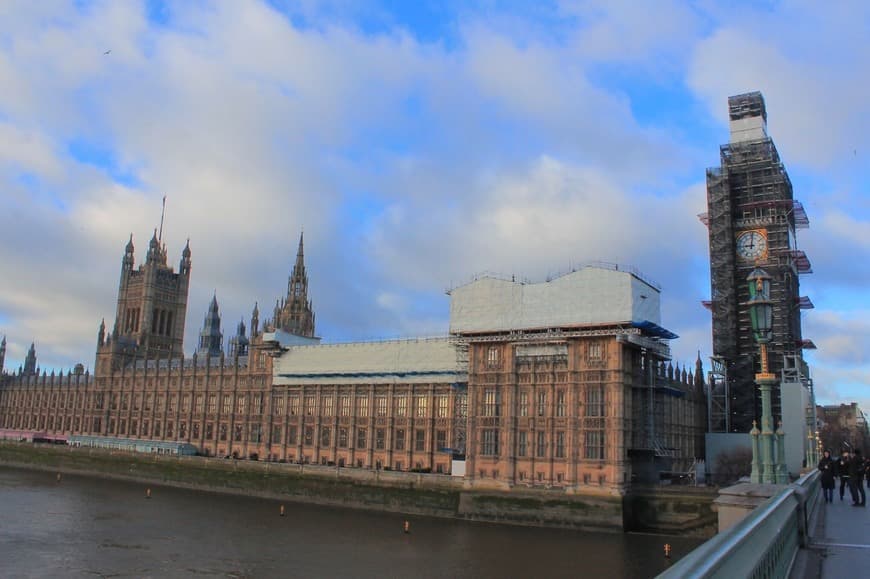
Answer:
[{"xmin": 0, "ymin": 467, "xmax": 700, "ymax": 578}]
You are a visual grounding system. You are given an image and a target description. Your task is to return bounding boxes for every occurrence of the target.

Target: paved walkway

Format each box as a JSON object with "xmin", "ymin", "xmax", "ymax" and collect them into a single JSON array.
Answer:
[{"xmin": 798, "ymin": 485, "xmax": 870, "ymax": 578}]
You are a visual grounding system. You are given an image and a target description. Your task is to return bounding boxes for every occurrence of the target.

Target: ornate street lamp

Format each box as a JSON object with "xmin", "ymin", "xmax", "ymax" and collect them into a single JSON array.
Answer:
[{"xmin": 745, "ymin": 268, "xmax": 787, "ymax": 484}]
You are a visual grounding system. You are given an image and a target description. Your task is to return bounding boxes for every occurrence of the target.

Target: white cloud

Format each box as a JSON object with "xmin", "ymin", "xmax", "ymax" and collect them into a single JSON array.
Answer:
[{"xmin": 0, "ymin": 0, "xmax": 866, "ymax": 417}]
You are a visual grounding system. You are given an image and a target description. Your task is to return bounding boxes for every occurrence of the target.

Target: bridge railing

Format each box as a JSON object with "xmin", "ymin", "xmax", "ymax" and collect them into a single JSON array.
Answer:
[{"xmin": 657, "ymin": 470, "xmax": 820, "ymax": 579}]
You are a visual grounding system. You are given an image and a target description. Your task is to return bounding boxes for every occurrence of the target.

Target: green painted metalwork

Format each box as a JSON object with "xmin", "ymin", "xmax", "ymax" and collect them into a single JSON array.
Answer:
[{"xmin": 657, "ymin": 470, "xmax": 820, "ymax": 579}]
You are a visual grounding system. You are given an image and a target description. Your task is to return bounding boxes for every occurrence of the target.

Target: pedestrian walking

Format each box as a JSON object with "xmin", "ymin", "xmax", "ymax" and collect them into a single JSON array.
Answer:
[
  {"xmin": 849, "ymin": 449, "xmax": 866, "ymax": 506},
  {"xmin": 818, "ymin": 450, "xmax": 836, "ymax": 503},
  {"xmin": 838, "ymin": 450, "xmax": 851, "ymax": 501}
]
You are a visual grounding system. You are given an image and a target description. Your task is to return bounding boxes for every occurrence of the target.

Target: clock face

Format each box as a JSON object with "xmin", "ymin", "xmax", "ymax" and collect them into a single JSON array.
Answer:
[{"xmin": 736, "ymin": 230, "xmax": 768, "ymax": 260}]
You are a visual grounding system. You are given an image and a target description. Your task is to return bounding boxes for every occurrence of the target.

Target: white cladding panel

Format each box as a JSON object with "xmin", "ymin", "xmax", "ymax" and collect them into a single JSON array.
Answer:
[
  {"xmin": 273, "ymin": 338, "xmax": 462, "ymax": 385},
  {"xmin": 449, "ymin": 267, "xmax": 660, "ymax": 334},
  {"xmin": 729, "ymin": 116, "xmax": 768, "ymax": 143}
]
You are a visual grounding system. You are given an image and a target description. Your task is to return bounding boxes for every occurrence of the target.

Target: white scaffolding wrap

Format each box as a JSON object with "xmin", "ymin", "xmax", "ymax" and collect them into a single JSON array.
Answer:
[
  {"xmin": 273, "ymin": 337, "xmax": 465, "ymax": 385},
  {"xmin": 448, "ymin": 266, "xmax": 661, "ymax": 334}
]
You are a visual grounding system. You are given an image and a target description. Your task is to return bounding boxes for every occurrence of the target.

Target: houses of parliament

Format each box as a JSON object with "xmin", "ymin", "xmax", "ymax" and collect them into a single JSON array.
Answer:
[{"xmin": 0, "ymin": 227, "xmax": 705, "ymax": 494}]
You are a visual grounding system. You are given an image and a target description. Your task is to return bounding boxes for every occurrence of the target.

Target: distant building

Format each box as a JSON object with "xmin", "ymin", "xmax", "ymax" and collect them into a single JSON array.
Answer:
[
  {"xmin": 817, "ymin": 403, "xmax": 870, "ymax": 453},
  {"xmin": 0, "ymin": 234, "xmax": 705, "ymax": 494}
]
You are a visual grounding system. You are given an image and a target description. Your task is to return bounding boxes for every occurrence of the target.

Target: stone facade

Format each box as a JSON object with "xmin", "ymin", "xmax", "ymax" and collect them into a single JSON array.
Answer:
[{"xmin": 0, "ymin": 234, "xmax": 706, "ymax": 495}]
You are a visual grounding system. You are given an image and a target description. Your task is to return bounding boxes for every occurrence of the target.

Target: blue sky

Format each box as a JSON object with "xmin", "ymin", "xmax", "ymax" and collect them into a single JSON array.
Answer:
[{"xmin": 0, "ymin": 0, "xmax": 867, "ymax": 411}]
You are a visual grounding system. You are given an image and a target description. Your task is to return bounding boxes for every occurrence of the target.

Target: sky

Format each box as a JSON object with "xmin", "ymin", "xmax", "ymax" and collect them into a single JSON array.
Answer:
[{"xmin": 0, "ymin": 1, "xmax": 867, "ymax": 411}]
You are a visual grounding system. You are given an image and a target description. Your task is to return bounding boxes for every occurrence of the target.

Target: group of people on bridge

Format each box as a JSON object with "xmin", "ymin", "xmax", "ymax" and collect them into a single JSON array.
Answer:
[{"xmin": 818, "ymin": 448, "xmax": 869, "ymax": 506}]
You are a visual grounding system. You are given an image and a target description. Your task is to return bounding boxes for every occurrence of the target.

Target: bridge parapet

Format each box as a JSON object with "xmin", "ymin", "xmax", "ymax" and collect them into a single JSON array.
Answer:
[{"xmin": 658, "ymin": 470, "xmax": 820, "ymax": 578}]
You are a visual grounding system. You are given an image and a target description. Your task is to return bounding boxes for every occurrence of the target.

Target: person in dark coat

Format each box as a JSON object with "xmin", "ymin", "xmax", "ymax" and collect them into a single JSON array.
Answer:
[
  {"xmin": 818, "ymin": 450, "xmax": 836, "ymax": 503},
  {"xmin": 838, "ymin": 450, "xmax": 851, "ymax": 501},
  {"xmin": 849, "ymin": 449, "xmax": 866, "ymax": 506}
]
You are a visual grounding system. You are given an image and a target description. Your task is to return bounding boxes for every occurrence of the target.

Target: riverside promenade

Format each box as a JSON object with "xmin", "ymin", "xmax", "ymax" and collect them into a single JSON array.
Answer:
[{"xmin": 796, "ymin": 486, "xmax": 870, "ymax": 578}]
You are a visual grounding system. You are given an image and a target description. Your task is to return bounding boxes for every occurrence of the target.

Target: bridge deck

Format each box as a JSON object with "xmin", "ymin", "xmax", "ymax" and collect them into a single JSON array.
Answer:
[{"xmin": 799, "ymin": 487, "xmax": 870, "ymax": 578}]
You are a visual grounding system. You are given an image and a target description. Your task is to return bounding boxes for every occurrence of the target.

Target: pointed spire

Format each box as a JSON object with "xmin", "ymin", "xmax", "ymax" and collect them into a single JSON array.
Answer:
[
  {"xmin": 695, "ymin": 351, "xmax": 705, "ymax": 389},
  {"xmin": 295, "ymin": 230, "xmax": 305, "ymax": 268},
  {"xmin": 23, "ymin": 342, "xmax": 37, "ymax": 375},
  {"xmin": 198, "ymin": 292, "xmax": 223, "ymax": 357},
  {"xmin": 251, "ymin": 301, "xmax": 259, "ymax": 337},
  {"xmin": 98, "ymin": 318, "xmax": 106, "ymax": 346}
]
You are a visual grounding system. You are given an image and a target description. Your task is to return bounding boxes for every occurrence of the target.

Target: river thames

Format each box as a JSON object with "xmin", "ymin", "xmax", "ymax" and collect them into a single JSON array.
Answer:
[{"xmin": 0, "ymin": 467, "xmax": 700, "ymax": 578}]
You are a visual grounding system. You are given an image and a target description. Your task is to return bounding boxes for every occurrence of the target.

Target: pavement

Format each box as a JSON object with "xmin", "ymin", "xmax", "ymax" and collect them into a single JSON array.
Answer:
[{"xmin": 794, "ymin": 484, "xmax": 870, "ymax": 578}]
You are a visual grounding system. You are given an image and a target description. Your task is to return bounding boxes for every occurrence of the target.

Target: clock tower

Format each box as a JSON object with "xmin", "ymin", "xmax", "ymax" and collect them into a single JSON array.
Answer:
[{"xmin": 702, "ymin": 92, "xmax": 814, "ymax": 434}]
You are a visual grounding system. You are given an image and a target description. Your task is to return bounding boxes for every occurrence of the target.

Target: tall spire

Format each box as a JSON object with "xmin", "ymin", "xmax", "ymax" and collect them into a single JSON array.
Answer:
[
  {"xmin": 197, "ymin": 292, "xmax": 223, "ymax": 357},
  {"xmin": 0, "ymin": 335, "xmax": 6, "ymax": 375},
  {"xmin": 273, "ymin": 231, "xmax": 315, "ymax": 337},
  {"xmin": 23, "ymin": 342, "xmax": 37, "ymax": 375}
]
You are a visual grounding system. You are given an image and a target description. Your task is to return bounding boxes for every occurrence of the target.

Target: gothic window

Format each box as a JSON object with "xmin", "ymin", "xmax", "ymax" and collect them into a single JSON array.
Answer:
[
  {"xmin": 289, "ymin": 395, "xmax": 299, "ymax": 416},
  {"xmin": 305, "ymin": 396, "xmax": 315, "ymax": 416},
  {"xmin": 205, "ymin": 423, "xmax": 214, "ymax": 440},
  {"xmin": 587, "ymin": 341, "xmax": 604, "ymax": 362},
  {"xmin": 322, "ymin": 396, "xmax": 334, "ymax": 417},
  {"xmin": 252, "ymin": 394, "xmax": 263, "ymax": 415},
  {"xmin": 436, "ymin": 395, "xmax": 449, "ymax": 418},
  {"xmin": 376, "ymin": 396, "xmax": 387, "ymax": 417},
  {"xmin": 414, "ymin": 429, "xmax": 425, "ymax": 452},
  {"xmin": 485, "ymin": 346, "xmax": 500, "ymax": 369},
  {"xmin": 320, "ymin": 426, "xmax": 331, "ymax": 447},
  {"xmin": 356, "ymin": 428, "xmax": 367, "ymax": 449},
  {"xmin": 537, "ymin": 391, "xmax": 546, "ymax": 417},
  {"xmin": 182, "ymin": 394, "xmax": 190, "ymax": 413},
  {"xmin": 356, "ymin": 397, "xmax": 369, "ymax": 418},
  {"xmin": 248, "ymin": 424, "xmax": 261, "ymax": 443},
  {"xmin": 519, "ymin": 391, "xmax": 529, "ymax": 417},
  {"xmin": 304, "ymin": 426, "xmax": 313, "ymax": 445},
  {"xmin": 394, "ymin": 429, "xmax": 406, "ymax": 450},
  {"xmin": 483, "ymin": 389, "xmax": 500, "ymax": 417},
  {"xmin": 556, "ymin": 390, "xmax": 566, "ymax": 417},
  {"xmin": 586, "ymin": 386, "xmax": 604, "ymax": 417},
  {"xmin": 375, "ymin": 428, "xmax": 386, "ymax": 450},
  {"xmin": 436, "ymin": 430, "xmax": 447, "ymax": 451},
  {"xmin": 233, "ymin": 424, "xmax": 243, "ymax": 442},
  {"xmin": 518, "ymin": 431, "xmax": 528, "ymax": 457},
  {"xmin": 222, "ymin": 395, "xmax": 232, "ymax": 414},
  {"xmin": 236, "ymin": 395, "xmax": 247, "ymax": 415},
  {"xmin": 536, "ymin": 431, "xmax": 546, "ymax": 458},
  {"xmin": 339, "ymin": 395, "xmax": 351, "ymax": 417},
  {"xmin": 219, "ymin": 424, "xmax": 227, "ymax": 441},
  {"xmin": 555, "ymin": 431, "xmax": 565, "ymax": 458},
  {"xmin": 585, "ymin": 430, "xmax": 604, "ymax": 460},
  {"xmin": 338, "ymin": 427, "xmax": 348, "ymax": 448},
  {"xmin": 272, "ymin": 424, "xmax": 282, "ymax": 444},
  {"xmin": 192, "ymin": 422, "xmax": 200, "ymax": 439},
  {"xmin": 396, "ymin": 396, "xmax": 408, "ymax": 417},
  {"xmin": 274, "ymin": 397, "xmax": 286, "ymax": 416},
  {"xmin": 481, "ymin": 430, "xmax": 499, "ymax": 455},
  {"xmin": 195, "ymin": 394, "xmax": 204, "ymax": 413},
  {"xmin": 415, "ymin": 396, "xmax": 427, "ymax": 418}
]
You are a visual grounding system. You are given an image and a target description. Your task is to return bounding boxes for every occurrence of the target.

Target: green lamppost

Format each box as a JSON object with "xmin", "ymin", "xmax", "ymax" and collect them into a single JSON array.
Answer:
[{"xmin": 745, "ymin": 268, "xmax": 785, "ymax": 484}]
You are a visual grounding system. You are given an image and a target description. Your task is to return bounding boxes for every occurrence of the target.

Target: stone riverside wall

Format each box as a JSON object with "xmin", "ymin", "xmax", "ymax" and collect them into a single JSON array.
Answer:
[
  {"xmin": 623, "ymin": 486, "xmax": 719, "ymax": 538},
  {"xmin": 0, "ymin": 443, "xmax": 711, "ymax": 534}
]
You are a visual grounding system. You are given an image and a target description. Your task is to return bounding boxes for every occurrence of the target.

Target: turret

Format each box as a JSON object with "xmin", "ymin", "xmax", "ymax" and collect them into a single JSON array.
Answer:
[
  {"xmin": 251, "ymin": 302, "xmax": 259, "ymax": 337},
  {"xmin": 97, "ymin": 319, "xmax": 106, "ymax": 347},
  {"xmin": 180, "ymin": 238, "xmax": 191, "ymax": 276},
  {"xmin": 229, "ymin": 317, "xmax": 249, "ymax": 357},
  {"xmin": 23, "ymin": 342, "xmax": 37, "ymax": 375},
  {"xmin": 197, "ymin": 292, "xmax": 223, "ymax": 357},
  {"xmin": 0, "ymin": 335, "xmax": 6, "ymax": 375}
]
